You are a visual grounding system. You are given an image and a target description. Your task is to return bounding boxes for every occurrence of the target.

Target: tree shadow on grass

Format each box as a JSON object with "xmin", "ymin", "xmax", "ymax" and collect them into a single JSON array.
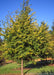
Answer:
[
  {"xmin": 25, "ymin": 60, "xmax": 50, "ymax": 68},
  {"xmin": 24, "ymin": 60, "xmax": 54, "ymax": 75}
]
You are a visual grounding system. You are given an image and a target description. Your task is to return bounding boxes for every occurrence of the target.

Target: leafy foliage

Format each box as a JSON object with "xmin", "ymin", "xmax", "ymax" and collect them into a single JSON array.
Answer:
[
  {"xmin": 1, "ymin": 0, "xmax": 38, "ymax": 62},
  {"xmin": 50, "ymin": 22, "xmax": 54, "ymax": 58},
  {"xmin": 0, "ymin": 0, "xmax": 54, "ymax": 64}
]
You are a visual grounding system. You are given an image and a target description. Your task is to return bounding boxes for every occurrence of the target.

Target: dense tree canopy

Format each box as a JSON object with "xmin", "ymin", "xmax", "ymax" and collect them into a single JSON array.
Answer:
[
  {"xmin": 0, "ymin": 1, "xmax": 54, "ymax": 75},
  {"xmin": 0, "ymin": 0, "xmax": 54, "ymax": 64},
  {"xmin": 1, "ymin": 0, "xmax": 38, "ymax": 62},
  {"xmin": 50, "ymin": 22, "xmax": 54, "ymax": 58}
]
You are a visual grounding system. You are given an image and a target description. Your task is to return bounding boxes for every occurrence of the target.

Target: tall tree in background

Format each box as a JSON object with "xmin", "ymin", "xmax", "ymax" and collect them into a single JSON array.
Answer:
[
  {"xmin": 0, "ymin": 26, "xmax": 3, "ymax": 64},
  {"xmin": 0, "ymin": 27, "xmax": 2, "ymax": 45},
  {"xmin": 52, "ymin": 21, "xmax": 54, "ymax": 35},
  {"xmin": 50, "ymin": 21, "xmax": 54, "ymax": 58},
  {"xmin": 37, "ymin": 22, "xmax": 52, "ymax": 59},
  {"xmin": 0, "ymin": 27, "xmax": 2, "ymax": 62}
]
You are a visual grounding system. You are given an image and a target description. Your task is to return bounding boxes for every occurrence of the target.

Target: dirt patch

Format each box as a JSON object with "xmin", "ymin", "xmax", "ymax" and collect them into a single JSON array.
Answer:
[
  {"xmin": 35, "ymin": 58, "xmax": 54, "ymax": 62},
  {"xmin": 5, "ymin": 60, "xmax": 13, "ymax": 64},
  {"xmin": 48, "ymin": 64, "xmax": 54, "ymax": 66},
  {"xmin": 12, "ymin": 68, "xmax": 31, "ymax": 71}
]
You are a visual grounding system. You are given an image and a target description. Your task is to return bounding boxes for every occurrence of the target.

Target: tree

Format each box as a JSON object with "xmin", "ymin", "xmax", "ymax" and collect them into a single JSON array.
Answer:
[
  {"xmin": 1, "ymin": 0, "xmax": 38, "ymax": 75},
  {"xmin": 0, "ymin": 27, "xmax": 4, "ymax": 65},
  {"xmin": 51, "ymin": 21, "xmax": 54, "ymax": 36},
  {"xmin": 35, "ymin": 22, "xmax": 52, "ymax": 59},
  {"xmin": 0, "ymin": 27, "xmax": 2, "ymax": 62},
  {"xmin": 50, "ymin": 21, "xmax": 54, "ymax": 58},
  {"xmin": 0, "ymin": 27, "xmax": 2, "ymax": 45}
]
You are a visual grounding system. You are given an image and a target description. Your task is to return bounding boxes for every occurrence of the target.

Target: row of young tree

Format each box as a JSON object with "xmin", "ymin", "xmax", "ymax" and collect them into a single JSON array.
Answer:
[{"xmin": 0, "ymin": 0, "xmax": 54, "ymax": 75}]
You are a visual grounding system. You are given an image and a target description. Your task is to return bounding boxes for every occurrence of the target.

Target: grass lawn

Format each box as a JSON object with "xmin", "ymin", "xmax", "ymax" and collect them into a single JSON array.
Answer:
[{"xmin": 0, "ymin": 62, "xmax": 54, "ymax": 74}]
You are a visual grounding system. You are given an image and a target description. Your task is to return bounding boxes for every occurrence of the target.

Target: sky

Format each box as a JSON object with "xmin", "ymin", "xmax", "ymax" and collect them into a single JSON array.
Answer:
[{"xmin": 0, "ymin": 0, "xmax": 54, "ymax": 30}]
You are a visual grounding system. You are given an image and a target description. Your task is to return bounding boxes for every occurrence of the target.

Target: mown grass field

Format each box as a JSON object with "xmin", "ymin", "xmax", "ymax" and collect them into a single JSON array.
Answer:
[{"xmin": 0, "ymin": 61, "xmax": 54, "ymax": 74}]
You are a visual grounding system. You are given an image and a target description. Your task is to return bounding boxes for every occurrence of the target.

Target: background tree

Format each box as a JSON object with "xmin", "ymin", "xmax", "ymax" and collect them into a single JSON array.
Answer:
[
  {"xmin": 0, "ymin": 27, "xmax": 4, "ymax": 65},
  {"xmin": 0, "ymin": 27, "xmax": 2, "ymax": 62},
  {"xmin": 50, "ymin": 21, "xmax": 54, "ymax": 58},
  {"xmin": 35, "ymin": 22, "xmax": 52, "ymax": 59}
]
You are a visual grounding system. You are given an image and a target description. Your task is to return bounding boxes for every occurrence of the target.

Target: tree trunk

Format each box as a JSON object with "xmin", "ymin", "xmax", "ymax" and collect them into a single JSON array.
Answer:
[{"xmin": 21, "ymin": 58, "xmax": 23, "ymax": 75}]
